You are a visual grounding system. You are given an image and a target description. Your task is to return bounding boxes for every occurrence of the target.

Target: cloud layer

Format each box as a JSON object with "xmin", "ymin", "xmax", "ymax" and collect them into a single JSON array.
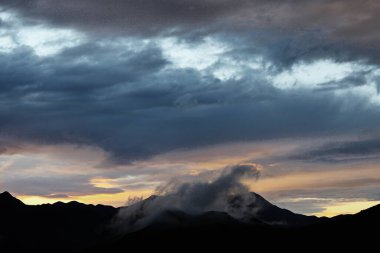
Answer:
[
  {"xmin": 1, "ymin": 1, "xmax": 380, "ymax": 215},
  {"xmin": 0, "ymin": 39, "xmax": 379, "ymax": 163}
]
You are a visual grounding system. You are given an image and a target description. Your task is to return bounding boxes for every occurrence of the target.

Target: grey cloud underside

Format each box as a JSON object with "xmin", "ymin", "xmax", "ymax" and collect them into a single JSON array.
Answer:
[
  {"xmin": 1, "ymin": 41, "xmax": 380, "ymax": 163},
  {"xmin": 291, "ymin": 138, "xmax": 380, "ymax": 163},
  {"xmin": 271, "ymin": 186, "xmax": 380, "ymax": 204},
  {"xmin": 266, "ymin": 185, "xmax": 380, "ymax": 215},
  {"xmin": 314, "ymin": 70, "xmax": 372, "ymax": 92}
]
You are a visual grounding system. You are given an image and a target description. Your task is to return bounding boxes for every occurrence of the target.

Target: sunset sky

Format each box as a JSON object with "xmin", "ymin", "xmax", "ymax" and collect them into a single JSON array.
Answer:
[{"xmin": 1, "ymin": 0, "xmax": 380, "ymax": 217}]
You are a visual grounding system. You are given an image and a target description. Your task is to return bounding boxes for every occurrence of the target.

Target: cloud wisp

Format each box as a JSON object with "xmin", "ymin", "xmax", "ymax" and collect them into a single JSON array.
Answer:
[{"xmin": 116, "ymin": 163, "xmax": 260, "ymax": 231}]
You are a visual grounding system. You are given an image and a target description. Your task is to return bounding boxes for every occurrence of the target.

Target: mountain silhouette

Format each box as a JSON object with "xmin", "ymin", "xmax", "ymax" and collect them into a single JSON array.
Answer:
[
  {"xmin": 0, "ymin": 192, "xmax": 118, "ymax": 253},
  {"xmin": 0, "ymin": 191, "xmax": 379, "ymax": 252},
  {"xmin": 0, "ymin": 191, "xmax": 25, "ymax": 209}
]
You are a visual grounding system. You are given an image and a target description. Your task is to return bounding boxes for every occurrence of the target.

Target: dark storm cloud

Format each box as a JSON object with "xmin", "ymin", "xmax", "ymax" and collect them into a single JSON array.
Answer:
[
  {"xmin": 3, "ymin": 0, "xmax": 379, "ymax": 36},
  {"xmin": 0, "ymin": 0, "xmax": 243, "ymax": 35},
  {"xmin": 2, "ymin": 1, "xmax": 380, "ymax": 216},
  {"xmin": 3, "ymin": 0, "xmax": 380, "ymax": 66},
  {"xmin": 1, "ymin": 1, "xmax": 380, "ymax": 164},
  {"xmin": 1, "ymin": 39, "xmax": 380, "ymax": 163}
]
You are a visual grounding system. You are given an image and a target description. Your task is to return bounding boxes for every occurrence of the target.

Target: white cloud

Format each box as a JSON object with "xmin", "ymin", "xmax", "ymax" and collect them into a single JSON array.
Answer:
[
  {"xmin": 160, "ymin": 37, "xmax": 227, "ymax": 71},
  {"xmin": 17, "ymin": 26, "xmax": 83, "ymax": 56},
  {"xmin": 271, "ymin": 59, "xmax": 380, "ymax": 105},
  {"xmin": 0, "ymin": 10, "xmax": 84, "ymax": 56},
  {"xmin": 272, "ymin": 60, "xmax": 357, "ymax": 89}
]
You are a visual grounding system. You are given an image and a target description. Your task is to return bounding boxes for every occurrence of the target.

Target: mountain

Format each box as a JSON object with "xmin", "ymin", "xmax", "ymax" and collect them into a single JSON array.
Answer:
[
  {"xmin": 114, "ymin": 192, "xmax": 317, "ymax": 232},
  {"xmin": 227, "ymin": 192, "xmax": 319, "ymax": 226},
  {"xmin": 1, "ymin": 191, "xmax": 380, "ymax": 252},
  {"xmin": 0, "ymin": 192, "xmax": 119, "ymax": 253},
  {"xmin": 91, "ymin": 193, "xmax": 380, "ymax": 252},
  {"xmin": 0, "ymin": 191, "xmax": 25, "ymax": 209},
  {"xmin": 92, "ymin": 203, "xmax": 380, "ymax": 252}
]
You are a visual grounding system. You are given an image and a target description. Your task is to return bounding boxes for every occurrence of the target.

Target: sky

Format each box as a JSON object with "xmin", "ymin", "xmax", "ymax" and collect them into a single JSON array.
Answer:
[{"xmin": 1, "ymin": 0, "xmax": 380, "ymax": 217}]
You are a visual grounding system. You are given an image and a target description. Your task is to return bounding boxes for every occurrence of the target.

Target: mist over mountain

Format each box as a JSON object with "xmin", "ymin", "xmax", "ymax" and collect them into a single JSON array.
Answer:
[{"xmin": 113, "ymin": 164, "xmax": 316, "ymax": 234}]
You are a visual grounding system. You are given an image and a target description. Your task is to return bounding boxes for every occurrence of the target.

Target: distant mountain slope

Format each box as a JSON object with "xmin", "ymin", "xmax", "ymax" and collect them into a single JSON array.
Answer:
[{"xmin": 227, "ymin": 192, "xmax": 319, "ymax": 226}]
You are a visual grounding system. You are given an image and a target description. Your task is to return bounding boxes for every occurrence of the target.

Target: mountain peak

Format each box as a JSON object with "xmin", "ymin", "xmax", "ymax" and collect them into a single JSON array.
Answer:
[
  {"xmin": 0, "ymin": 191, "xmax": 18, "ymax": 201},
  {"xmin": 226, "ymin": 192, "xmax": 318, "ymax": 226},
  {"xmin": 0, "ymin": 191, "xmax": 25, "ymax": 208},
  {"xmin": 0, "ymin": 191, "xmax": 13, "ymax": 198}
]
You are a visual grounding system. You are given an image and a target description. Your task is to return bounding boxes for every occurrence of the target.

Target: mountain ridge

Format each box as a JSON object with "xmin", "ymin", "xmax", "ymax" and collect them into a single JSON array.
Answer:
[{"xmin": 1, "ymin": 191, "xmax": 380, "ymax": 252}]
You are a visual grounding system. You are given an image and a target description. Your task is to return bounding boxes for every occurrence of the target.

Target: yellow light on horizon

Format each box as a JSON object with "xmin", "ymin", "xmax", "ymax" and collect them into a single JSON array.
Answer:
[
  {"xmin": 313, "ymin": 200, "xmax": 380, "ymax": 217},
  {"xmin": 17, "ymin": 189, "xmax": 154, "ymax": 207}
]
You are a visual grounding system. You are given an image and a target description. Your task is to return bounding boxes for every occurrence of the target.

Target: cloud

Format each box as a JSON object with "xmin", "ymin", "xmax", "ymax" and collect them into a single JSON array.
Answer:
[
  {"xmin": 3, "ymin": 0, "xmax": 380, "ymax": 66},
  {"xmin": 314, "ymin": 70, "xmax": 372, "ymax": 92},
  {"xmin": 1, "ymin": 0, "xmax": 380, "ymax": 215},
  {"xmin": 1, "ymin": 39, "xmax": 380, "ymax": 163},
  {"xmin": 0, "ymin": 0, "xmax": 243, "ymax": 35},
  {"xmin": 290, "ymin": 138, "xmax": 380, "ymax": 162},
  {"xmin": 1, "ymin": 1, "xmax": 380, "ymax": 165},
  {"xmin": 117, "ymin": 163, "xmax": 260, "ymax": 230},
  {"xmin": 0, "ymin": 174, "xmax": 124, "ymax": 197}
]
